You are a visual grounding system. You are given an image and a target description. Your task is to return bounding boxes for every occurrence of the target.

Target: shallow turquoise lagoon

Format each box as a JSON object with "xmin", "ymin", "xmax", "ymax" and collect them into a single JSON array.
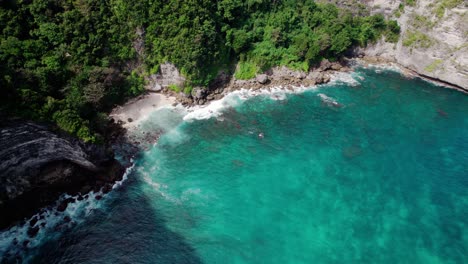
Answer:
[{"xmin": 14, "ymin": 69, "xmax": 468, "ymax": 263}]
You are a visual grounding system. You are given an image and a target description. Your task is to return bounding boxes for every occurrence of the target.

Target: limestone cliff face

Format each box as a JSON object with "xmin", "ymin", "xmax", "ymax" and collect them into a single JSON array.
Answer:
[
  {"xmin": 0, "ymin": 122, "xmax": 124, "ymax": 229},
  {"xmin": 145, "ymin": 62, "xmax": 186, "ymax": 92},
  {"xmin": 361, "ymin": 0, "xmax": 467, "ymax": 90}
]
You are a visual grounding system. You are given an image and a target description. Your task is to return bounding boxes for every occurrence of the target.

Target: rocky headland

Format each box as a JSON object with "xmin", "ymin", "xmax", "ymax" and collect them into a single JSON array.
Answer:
[
  {"xmin": 354, "ymin": 0, "xmax": 467, "ymax": 91},
  {"xmin": 0, "ymin": 122, "xmax": 125, "ymax": 229},
  {"xmin": 145, "ymin": 59, "xmax": 351, "ymax": 108},
  {"xmin": 2, "ymin": 0, "xmax": 466, "ymax": 235}
]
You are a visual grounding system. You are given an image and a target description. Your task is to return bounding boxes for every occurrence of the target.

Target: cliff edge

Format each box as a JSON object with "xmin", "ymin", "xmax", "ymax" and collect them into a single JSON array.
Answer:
[
  {"xmin": 360, "ymin": 0, "xmax": 467, "ymax": 90},
  {"xmin": 0, "ymin": 122, "xmax": 125, "ymax": 229}
]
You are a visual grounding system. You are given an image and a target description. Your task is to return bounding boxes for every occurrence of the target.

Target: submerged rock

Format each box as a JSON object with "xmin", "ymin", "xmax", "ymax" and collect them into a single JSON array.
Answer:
[{"xmin": 0, "ymin": 122, "xmax": 125, "ymax": 229}]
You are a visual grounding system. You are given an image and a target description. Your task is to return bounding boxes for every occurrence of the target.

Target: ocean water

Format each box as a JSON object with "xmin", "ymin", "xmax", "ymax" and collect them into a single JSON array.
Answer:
[{"xmin": 1, "ymin": 68, "xmax": 468, "ymax": 263}]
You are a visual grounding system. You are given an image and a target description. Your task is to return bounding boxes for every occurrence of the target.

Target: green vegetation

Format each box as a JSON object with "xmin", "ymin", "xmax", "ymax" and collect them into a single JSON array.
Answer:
[
  {"xmin": 403, "ymin": 31, "xmax": 433, "ymax": 48},
  {"xmin": 0, "ymin": 0, "xmax": 144, "ymax": 142},
  {"xmin": 183, "ymin": 86, "xmax": 193, "ymax": 95},
  {"xmin": 235, "ymin": 61, "xmax": 258, "ymax": 80},
  {"xmin": 394, "ymin": 3, "xmax": 406, "ymax": 18},
  {"xmin": 0, "ymin": 0, "xmax": 399, "ymax": 141},
  {"xmin": 385, "ymin": 20, "xmax": 401, "ymax": 43},
  {"xmin": 412, "ymin": 14, "xmax": 434, "ymax": 29},
  {"xmin": 434, "ymin": 0, "xmax": 463, "ymax": 18},
  {"xmin": 424, "ymin": 59, "xmax": 443, "ymax": 72},
  {"xmin": 168, "ymin": 84, "xmax": 182, "ymax": 93},
  {"xmin": 405, "ymin": 0, "xmax": 417, "ymax": 7}
]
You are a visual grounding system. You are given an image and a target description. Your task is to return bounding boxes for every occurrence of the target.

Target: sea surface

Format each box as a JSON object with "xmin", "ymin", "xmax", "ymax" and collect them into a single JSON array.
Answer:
[{"xmin": 1, "ymin": 68, "xmax": 467, "ymax": 263}]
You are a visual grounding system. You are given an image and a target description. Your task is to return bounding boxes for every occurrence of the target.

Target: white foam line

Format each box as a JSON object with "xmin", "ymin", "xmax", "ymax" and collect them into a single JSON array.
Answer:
[
  {"xmin": 0, "ymin": 164, "xmax": 136, "ymax": 261},
  {"xmin": 359, "ymin": 61, "xmax": 404, "ymax": 74},
  {"xmin": 182, "ymin": 71, "xmax": 363, "ymax": 121},
  {"xmin": 182, "ymin": 85, "xmax": 304, "ymax": 121},
  {"xmin": 112, "ymin": 161, "xmax": 134, "ymax": 189},
  {"xmin": 140, "ymin": 170, "xmax": 180, "ymax": 204}
]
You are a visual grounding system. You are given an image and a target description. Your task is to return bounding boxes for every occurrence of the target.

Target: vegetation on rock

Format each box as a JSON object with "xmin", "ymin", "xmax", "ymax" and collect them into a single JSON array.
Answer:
[
  {"xmin": 403, "ymin": 30, "xmax": 433, "ymax": 48},
  {"xmin": 0, "ymin": 0, "xmax": 398, "ymax": 141},
  {"xmin": 424, "ymin": 59, "xmax": 443, "ymax": 72}
]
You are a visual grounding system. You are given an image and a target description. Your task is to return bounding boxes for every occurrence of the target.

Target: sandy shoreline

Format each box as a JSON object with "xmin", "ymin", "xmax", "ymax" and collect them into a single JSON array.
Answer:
[
  {"xmin": 109, "ymin": 59, "xmax": 466, "ymax": 138},
  {"xmin": 110, "ymin": 92, "xmax": 177, "ymax": 131}
]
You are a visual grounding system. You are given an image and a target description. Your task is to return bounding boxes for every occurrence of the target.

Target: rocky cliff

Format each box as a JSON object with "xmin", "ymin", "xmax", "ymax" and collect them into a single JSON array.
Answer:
[
  {"xmin": 359, "ymin": 0, "xmax": 467, "ymax": 90},
  {"xmin": 0, "ymin": 122, "xmax": 125, "ymax": 229}
]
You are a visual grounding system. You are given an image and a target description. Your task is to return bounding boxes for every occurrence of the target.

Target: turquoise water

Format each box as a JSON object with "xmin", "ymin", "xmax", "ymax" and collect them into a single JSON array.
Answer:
[{"xmin": 4, "ymin": 68, "xmax": 468, "ymax": 263}]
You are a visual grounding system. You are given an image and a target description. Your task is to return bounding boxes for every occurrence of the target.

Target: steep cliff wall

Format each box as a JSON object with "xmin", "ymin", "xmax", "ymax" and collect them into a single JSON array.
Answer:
[
  {"xmin": 361, "ymin": 0, "xmax": 467, "ymax": 90},
  {"xmin": 0, "ymin": 122, "xmax": 124, "ymax": 229}
]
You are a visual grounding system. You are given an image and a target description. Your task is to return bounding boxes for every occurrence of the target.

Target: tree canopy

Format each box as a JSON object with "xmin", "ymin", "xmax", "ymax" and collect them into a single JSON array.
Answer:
[{"xmin": 0, "ymin": 0, "xmax": 398, "ymax": 142}]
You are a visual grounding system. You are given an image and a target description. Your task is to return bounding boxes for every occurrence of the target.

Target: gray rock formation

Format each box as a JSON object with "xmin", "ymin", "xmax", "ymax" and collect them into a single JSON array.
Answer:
[
  {"xmin": 359, "ymin": 0, "xmax": 467, "ymax": 90},
  {"xmin": 0, "ymin": 122, "xmax": 124, "ymax": 229},
  {"xmin": 146, "ymin": 62, "xmax": 186, "ymax": 92},
  {"xmin": 256, "ymin": 74, "xmax": 269, "ymax": 84}
]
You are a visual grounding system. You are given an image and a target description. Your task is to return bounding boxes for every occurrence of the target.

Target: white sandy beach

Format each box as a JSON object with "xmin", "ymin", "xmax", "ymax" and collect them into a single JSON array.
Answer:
[{"xmin": 110, "ymin": 93, "xmax": 177, "ymax": 130}]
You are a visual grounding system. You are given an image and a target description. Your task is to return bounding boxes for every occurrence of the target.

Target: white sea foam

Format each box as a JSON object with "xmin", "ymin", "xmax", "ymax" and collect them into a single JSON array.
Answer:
[
  {"xmin": 183, "ymin": 93, "xmax": 244, "ymax": 121},
  {"xmin": 0, "ymin": 164, "xmax": 135, "ymax": 261},
  {"xmin": 318, "ymin": 93, "xmax": 341, "ymax": 107},
  {"xmin": 180, "ymin": 71, "xmax": 365, "ymax": 121},
  {"xmin": 112, "ymin": 161, "xmax": 134, "ymax": 189},
  {"xmin": 140, "ymin": 170, "xmax": 180, "ymax": 204},
  {"xmin": 328, "ymin": 71, "xmax": 362, "ymax": 87},
  {"xmin": 182, "ymin": 85, "xmax": 320, "ymax": 121},
  {"xmin": 362, "ymin": 62, "xmax": 403, "ymax": 73}
]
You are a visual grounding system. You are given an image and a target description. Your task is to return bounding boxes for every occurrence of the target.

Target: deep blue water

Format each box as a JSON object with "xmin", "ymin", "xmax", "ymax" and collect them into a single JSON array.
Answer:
[{"xmin": 1, "ymin": 68, "xmax": 467, "ymax": 263}]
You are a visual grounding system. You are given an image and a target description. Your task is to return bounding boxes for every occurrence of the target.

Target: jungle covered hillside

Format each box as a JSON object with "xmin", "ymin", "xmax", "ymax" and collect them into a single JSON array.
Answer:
[{"xmin": 0, "ymin": 0, "xmax": 399, "ymax": 142}]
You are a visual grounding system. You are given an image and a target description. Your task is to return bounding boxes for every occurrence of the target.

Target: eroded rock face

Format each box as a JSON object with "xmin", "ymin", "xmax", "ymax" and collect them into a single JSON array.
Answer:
[
  {"xmin": 146, "ymin": 62, "xmax": 186, "ymax": 92},
  {"xmin": 359, "ymin": 0, "xmax": 467, "ymax": 90},
  {"xmin": 0, "ymin": 122, "xmax": 125, "ymax": 229}
]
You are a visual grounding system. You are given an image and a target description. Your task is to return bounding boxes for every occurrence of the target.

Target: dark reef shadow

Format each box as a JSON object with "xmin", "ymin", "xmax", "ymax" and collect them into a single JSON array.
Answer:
[{"xmin": 28, "ymin": 172, "xmax": 203, "ymax": 264}]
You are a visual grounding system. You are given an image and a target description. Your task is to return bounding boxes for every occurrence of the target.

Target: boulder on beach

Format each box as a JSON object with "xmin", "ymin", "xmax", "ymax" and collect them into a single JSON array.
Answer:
[
  {"xmin": 309, "ymin": 72, "xmax": 324, "ymax": 84},
  {"xmin": 331, "ymin": 62, "xmax": 343, "ymax": 71},
  {"xmin": 319, "ymin": 59, "xmax": 332, "ymax": 71},
  {"xmin": 256, "ymin": 74, "xmax": 269, "ymax": 84},
  {"xmin": 191, "ymin": 87, "xmax": 206, "ymax": 100}
]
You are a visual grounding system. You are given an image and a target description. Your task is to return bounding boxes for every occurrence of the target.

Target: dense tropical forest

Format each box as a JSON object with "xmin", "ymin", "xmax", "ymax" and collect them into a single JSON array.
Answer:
[{"xmin": 0, "ymin": 0, "xmax": 399, "ymax": 142}]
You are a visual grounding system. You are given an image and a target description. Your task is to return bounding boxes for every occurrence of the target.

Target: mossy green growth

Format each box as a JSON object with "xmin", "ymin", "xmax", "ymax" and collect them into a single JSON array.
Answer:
[
  {"xmin": 424, "ymin": 59, "xmax": 443, "ymax": 72},
  {"xmin": 434, "ymin": 0, "xmax": 463, "ymax": 18},
  {"xmin": 183, "ymin": 86, "xmax": 193, "ymax": 95},
  {"xmin": 403, "ymin": 31, "xmax": 433, "ymax": 48},
  {"xmin": 412, "ymin": 14, "xmax": 434, "ymax": 28},
  {"xmin": 235, "ymin": 61, "xmax": 258, "ymax": 80},
  {"xmin": 394, "ymin": 10, "xmax": 401, "ymax": 18},
  {"xmin": 405, "ymin": 0, "xmax": 416, "ymax": 7},
  {"xmin": 168, "ymin": 84, "xmax": 182, "ymax": 93},
  {"xmin": 149, "ymin": 64, "xmax": 160, "ymax": 75}
]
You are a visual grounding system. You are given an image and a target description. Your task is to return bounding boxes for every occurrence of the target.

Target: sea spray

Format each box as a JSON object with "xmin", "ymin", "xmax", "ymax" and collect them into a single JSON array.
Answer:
[
  {"xmin": 0, "ymin": 164, "xmax": 135, "ymax": 262},
  {"xmin": 183, "ymin": 70, "xmax": 363, "ymax": 122},
  {"xmin": 3, "ymin": 68, "xmax": 467, "ymax": 263}
]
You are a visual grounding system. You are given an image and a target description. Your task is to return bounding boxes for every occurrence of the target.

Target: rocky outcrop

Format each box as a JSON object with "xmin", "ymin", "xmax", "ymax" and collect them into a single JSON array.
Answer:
[
  {"xmin": 146, "ymin": 62, "xmax": 186, "ymax": 92},
  {"xmin": 224, "ymin": 61, "xmax": 348, "ymax": 93},
  {"xmin": 0, "ymin": 122, "xmax": 125, "ymax": 229},
  {"xmin": 156, "ymin": 59, "xmax": 351, "ymax": 106},
  {"xmin": 256, "ymin": 74, "xmax": 269, "ymax": 84},
  {"xmin": 357, "ymin": 0, "xmax": 467, "ymax": 90}
]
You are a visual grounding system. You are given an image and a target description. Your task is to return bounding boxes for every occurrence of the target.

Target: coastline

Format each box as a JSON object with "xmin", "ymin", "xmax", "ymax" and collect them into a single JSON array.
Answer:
[
  {"xmin": 355, "ymin": 56, "xmax": 468, "ymax": 95},
  {"xmin": 111, "ymin": 57, "xmax": 467, "ymax": 141},
  {"xmin": 2, "ymin": 57, "xmax": 465, "ymax": 260},
  {"xmin": 110, "ymin": 92, "xmax": 177, "ymax": 132}
]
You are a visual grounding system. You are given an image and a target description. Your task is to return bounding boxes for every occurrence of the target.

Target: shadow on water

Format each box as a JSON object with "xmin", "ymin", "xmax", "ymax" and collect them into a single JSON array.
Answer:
[{"xmin": 29, "ymin": 172, "xmax": 203, "ymax": 264}]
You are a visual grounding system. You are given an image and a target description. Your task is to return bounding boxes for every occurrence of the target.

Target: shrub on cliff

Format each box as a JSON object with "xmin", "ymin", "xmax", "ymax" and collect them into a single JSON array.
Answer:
[{"xmin": 0, "ymin": 0, "xmax": 398, "ymax": 142}]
